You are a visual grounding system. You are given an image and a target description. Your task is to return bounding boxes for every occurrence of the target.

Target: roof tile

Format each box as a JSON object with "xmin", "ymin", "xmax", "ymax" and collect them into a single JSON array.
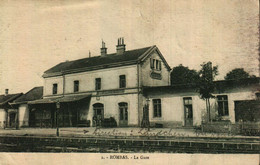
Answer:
[{"xmin": 43, "ymin": 46, "xmax": 153, "ymax": 77}]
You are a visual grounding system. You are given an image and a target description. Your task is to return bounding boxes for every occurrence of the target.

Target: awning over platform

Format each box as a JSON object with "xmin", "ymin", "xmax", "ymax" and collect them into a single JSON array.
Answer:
[{"xmin": 28, "ymin": 94, "xmax": 91, "ymax": 104}]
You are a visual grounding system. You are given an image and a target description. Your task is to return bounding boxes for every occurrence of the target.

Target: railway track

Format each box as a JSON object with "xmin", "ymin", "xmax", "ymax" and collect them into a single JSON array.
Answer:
[{"xmin": 0, "ymin": 135, "xmax": 259, "ymax": 153}]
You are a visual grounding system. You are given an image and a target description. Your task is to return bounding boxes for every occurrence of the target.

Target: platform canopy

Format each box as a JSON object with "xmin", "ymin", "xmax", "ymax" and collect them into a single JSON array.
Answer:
[{"xmin": 28, "ymin": 94, "xmax": 91, "ymax": 104}]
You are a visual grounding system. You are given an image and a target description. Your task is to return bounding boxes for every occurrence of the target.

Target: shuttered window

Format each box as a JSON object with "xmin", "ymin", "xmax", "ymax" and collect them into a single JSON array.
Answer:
[{"xmin": 150, "ymin": 58, "xmax": 162, "ymax": 71}]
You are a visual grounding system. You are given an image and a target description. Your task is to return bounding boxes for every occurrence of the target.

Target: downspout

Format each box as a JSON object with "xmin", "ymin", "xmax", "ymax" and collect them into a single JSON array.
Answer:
[
  {"xmin": 4, "ymin": 108, "xmax": 8, "ymax": 129},
  {"xmin": 55, "ymin": 73, "xmax": 65, "ymax": 129},
  {"xmin": 62, "ymin": 73, "xmax": 65, "ymax": 127},
  {"xmin": 137, "ymin": 63, "xmax": 140, "ymax": 126},
  {"xmin": 62, "ymin": 73, "xmax": 65, "ymax": 97}
]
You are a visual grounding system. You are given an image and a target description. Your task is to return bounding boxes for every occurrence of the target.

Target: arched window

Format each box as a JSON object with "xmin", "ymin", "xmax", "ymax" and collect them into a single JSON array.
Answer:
[{"xmin": 93, "ymin": 103, "xmax": 104, "ymax": 119}]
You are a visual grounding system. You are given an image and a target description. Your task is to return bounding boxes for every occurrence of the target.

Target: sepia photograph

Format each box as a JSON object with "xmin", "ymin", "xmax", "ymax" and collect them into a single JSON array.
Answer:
[{"xmin": 0, "ymin": 0, "xmax": 259, "ymax": 164}]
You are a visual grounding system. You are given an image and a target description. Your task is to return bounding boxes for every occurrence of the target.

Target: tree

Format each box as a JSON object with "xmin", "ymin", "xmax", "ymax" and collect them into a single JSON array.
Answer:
[
  {"xmin": 225, "ymin": 68, "xmax": 255, "ymax": 80},
  {"xmin": 171, "ymin": 64, "xmax": 199, "ymax": 85},
  {"xmin": 197, "ymin": 62, "xmax": 218, "ymax": 122}
]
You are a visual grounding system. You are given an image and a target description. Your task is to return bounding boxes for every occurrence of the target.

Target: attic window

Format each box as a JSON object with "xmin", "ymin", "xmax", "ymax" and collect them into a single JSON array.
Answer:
[{"xmin": 150, "ymin": 58, "xmax": 161, "ymax": 71}]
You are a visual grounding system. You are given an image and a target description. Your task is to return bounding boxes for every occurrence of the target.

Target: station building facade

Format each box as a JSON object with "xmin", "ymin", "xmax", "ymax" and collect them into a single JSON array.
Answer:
[{"xmin": 23, "ymin": 38, "xmax": 171, "ymax": 127}]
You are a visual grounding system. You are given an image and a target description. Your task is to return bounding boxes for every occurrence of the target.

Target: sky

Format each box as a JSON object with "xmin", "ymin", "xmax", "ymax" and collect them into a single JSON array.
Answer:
[{"xmin": 0, "ymin": 0, "xmax": 259, "ymax": 94}]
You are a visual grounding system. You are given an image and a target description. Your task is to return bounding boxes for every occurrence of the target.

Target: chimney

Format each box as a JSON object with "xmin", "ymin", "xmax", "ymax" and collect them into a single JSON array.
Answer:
[
  {"xmin": 116, "ymin": 37, "xmax": 126, "ymax": 55},
  {"xmin": 100, "ymin": 40, "xmax": 107, "ymax": 56},
  {"xmin": 5, "ymin": 89, "xmax": 8, "ymax": 95}
]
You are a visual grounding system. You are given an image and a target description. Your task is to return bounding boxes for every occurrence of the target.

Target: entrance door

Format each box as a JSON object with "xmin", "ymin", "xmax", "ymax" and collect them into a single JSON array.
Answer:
[
  {"xmin": 183, "ymin": 97, "xmax": 193, "ymax": 127},
  {"xmin": 9, "ymin": 113, "xmax": 16, "ymax": 128},
  {"xmin": 119, "ymin": 102, "xmax": 128, "ymax": 127},
  {"xmin": 93, "ymin": 103, "xmax": 104, "ymax": 127}
]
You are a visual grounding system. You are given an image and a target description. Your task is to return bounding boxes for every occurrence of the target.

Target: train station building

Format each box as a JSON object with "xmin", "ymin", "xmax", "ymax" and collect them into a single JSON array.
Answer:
[{"xmin": 0, "ymin": 39, "xmax": 259, "ymax": 129}]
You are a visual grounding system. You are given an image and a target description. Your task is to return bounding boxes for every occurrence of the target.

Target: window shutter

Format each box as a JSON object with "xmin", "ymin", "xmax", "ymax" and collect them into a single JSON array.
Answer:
[
  {"xmin": 150, "ymin": 58, "xmax": 153, "ymax": 69},
  {"xmin": 159, "ymin": 61, "xmax": 162, "ymax": 70}
]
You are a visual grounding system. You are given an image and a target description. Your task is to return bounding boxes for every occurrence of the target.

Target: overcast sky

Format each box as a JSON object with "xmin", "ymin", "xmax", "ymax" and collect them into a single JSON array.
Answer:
[{"xmin": 0, "ymin": 0, "xmax": 259, "ymax": 94}]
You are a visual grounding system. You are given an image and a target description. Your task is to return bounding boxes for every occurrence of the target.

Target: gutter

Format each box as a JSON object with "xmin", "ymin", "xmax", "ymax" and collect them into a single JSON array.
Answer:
[
  {"xmin": 62, "ymin": 73, "xmax": 65, "ymax": 97},
  {"xmin": 137, "ymin": 63, "xmax": 140, "ymax": 126},
  {"xmin": 43, "ymin": 60, "xmax": 138, "ymax": 78}
]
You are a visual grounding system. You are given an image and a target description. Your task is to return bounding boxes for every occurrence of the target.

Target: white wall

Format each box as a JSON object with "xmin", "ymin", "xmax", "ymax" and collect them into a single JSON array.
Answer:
[
  {"xmin": 213, "ymin": 89, "xmax": 257, "ymax": 123},
  {"xmin": 148, "ymin": 93, "xmax": 206, "ymax": 127},
  {"xmin": 43, "ymin": 65, "xmax": 138, "ymax": 96},
  {"xmin": 88, "ymin": 93, "xmax": 139, "ymax": 126},
  {"xmin": 141, "ymin": 50, "xmax": 170, "ymax": 87},
  {"xmin": 0, "ymin": 109, "xmax": 6, "ymax": 128},
  {"xmin": 18, "ymin": 104, "xmax": 29, "ymax": 127},
  {"xmin": 44, "ymin": 76, "xmax": 64, "ymax": 96},
  {"xmin": 146, "ymin": 85, "xmax": 258, "ymax": 127},
  {"xmin": 149, "ymin": 97, "xmax": 184, "ymax": 126}
]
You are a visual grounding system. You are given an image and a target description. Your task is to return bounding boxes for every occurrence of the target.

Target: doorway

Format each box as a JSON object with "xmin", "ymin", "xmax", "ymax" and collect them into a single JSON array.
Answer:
[
  {"xmin": 93, "ymin": 103, "xmax": 104, "ymax": 127},
  {"xmin": 119, "ymin": 102, "xmax": 128, "ymax": 127},
  {"xmin": 183, "ymin": 97, "xmax": 193, "ymax": 127},
  {"xmin": 9, "ymin": 112, "xmax": 17, "ymax": 128}
]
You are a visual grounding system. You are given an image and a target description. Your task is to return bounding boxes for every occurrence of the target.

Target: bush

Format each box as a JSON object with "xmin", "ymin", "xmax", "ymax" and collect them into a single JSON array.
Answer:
[
  {"xmin": 102, "ymin": 117, "xmax": 117, "ymax": 128},
  {"xmin": 77, "ymin": 120, "xmax": 90, "ymax": 127}
]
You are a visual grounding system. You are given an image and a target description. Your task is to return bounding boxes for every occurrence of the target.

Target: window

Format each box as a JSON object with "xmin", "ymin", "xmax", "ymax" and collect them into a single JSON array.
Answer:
[
  {"xmin": 153, "ymin": 99, "xmax": 161, "ymax": 117},
  {"xmin": 150, "ymin": 58, "xmax": 162, "ymax": 71},
  {"xmin": 119, "ymin": 102, "xmax": 128, "ymax": 120},
  {"xmin": 159, "ymin": 61, "xmax": 161, "ymax": 70},
  {"xmin": 217, "ymin": 95, "xmax": 229, "ymax": 116},
  {"xmin": 74, "ymin": 80, "xmax": 79, "ymax": 92},
  {"xmin": 93, "ymin": 103, "xmax": 104, "ymax": 117},
  {"xmin": 93, "ymin": 103, "xmax": 104, "ymax": 127},
  {"xmin": 52, "ymin": 84, "xmax": 57, "ymax": 94},
  {"xmin": 95, "ymin": 78, "xmax": 101, "ymax": 90},
  {"xmin": 150, "ymin": 58, "xmax": 154, "ymax": 69},
  {"xmin": 119, "ymin": 75, "xmax": 126, "ymax": 88}
]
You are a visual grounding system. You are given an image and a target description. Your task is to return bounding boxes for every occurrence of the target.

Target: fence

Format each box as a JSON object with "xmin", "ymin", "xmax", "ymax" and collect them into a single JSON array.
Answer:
[{"xmin": 201, "ymin": 121, "xmax": 260, "ymax": 136}]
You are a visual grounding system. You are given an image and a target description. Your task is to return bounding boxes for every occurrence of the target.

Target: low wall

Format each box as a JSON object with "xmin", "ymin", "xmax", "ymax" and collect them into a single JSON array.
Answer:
[
  {"xmin": 150, "ymin": 121, "xmax": 182, "ymax": 128},
  {"xmin": 202, "ymin": 122, "xmax": 260, "ymax": 136}
]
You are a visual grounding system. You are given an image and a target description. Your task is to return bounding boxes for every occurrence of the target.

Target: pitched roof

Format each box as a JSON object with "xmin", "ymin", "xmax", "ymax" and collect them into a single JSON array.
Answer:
[
  {"xmin": 12, "ymin": 86, "xmax": 43, "ymax": 104},
  {"xmin": 43, "ymin": 46, "xmax": 166, "ymax": 78},
  {"xmin": 0, "ymin": 93, "xmax": 23, "ymax": 106},
  {"xmin": 144, "ymin": 77, "xmax": 260, "ymax": 95},
  {"xmin": 28, "ymin": 93, "xmax": 91, "ymax": 104}
]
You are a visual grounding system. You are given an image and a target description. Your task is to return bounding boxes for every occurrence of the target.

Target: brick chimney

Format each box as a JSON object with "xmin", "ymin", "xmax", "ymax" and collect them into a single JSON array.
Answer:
[
  {"xmin": 100, "ymin": 40, "xmax": 107, "ymax": 56},
  {"xmin": 5, "ymin": 89, "xmax": 8, "ymax": 95},
  {"xmin": 116, "ymin": 37, "xmax": 126, "ymax": 55}
]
